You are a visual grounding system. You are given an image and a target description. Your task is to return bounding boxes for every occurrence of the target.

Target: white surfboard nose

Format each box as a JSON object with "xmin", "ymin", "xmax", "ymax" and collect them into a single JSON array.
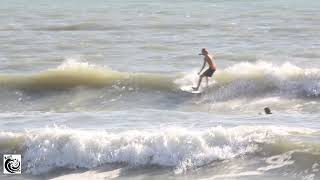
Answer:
[{"xmin": 180, "ymin": 86, "xmax": 202, "ymax": 94}]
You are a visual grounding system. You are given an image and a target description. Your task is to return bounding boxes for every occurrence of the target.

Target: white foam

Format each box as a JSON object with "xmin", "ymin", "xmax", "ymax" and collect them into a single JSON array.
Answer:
[
  {"xmin": 0, "ymin": 126, "xmax": 313, "ymax": 175},
  {"xmin": 258, "ymin": 151, "xmax": 295, "ymax": 171},
  {"xmin": 56, "ymin": 58, "xmax": 110, "ymax": 71},
  {"xmin": 177, "ymin": 61, "xmax": 320, "ymax": 100}
]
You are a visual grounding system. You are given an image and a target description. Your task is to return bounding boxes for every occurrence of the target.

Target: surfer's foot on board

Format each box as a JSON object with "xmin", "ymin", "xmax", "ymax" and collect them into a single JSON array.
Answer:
[{"xmin": 192, "ymin": 87, "xmax": 199, "ymax": 91}]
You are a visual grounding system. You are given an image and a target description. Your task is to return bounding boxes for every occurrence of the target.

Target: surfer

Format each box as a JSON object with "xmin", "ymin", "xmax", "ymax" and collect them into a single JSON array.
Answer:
[{"xmin": 192, "ymin": 48, "xmax": 216, "ymax": 91}]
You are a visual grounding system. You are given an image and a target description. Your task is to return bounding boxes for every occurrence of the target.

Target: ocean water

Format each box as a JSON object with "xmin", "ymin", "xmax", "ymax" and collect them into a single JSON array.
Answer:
[{"xmin": 0, "ymin": 0, "xmax": 320, "ymax": 179}]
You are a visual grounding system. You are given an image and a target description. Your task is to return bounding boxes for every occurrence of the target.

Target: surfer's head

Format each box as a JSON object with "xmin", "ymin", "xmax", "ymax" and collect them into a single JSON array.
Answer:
[
  {"xmin": 199, "ymin": 48, "xmax": 208, "ymax": 55},
  {"xmin": 264, "ymin": 107, "xmax": 272, "ymax": 114}
]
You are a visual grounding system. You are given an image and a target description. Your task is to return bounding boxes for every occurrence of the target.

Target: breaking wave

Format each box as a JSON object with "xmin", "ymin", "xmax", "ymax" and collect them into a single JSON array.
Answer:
[
  {"xmin": 176, "ymin": 61, "xmax": 320, "ymax": 100},
  {"xmin": 0, "ymin": 60, "xmax": 176, "ymax": 91},
  {"xmin": 1, "ymin": 60, "xmax": 320, "ymax": 100},
  {"xmin": 0, "ymin": 126, "xmax": 318, "ymax": 175}
]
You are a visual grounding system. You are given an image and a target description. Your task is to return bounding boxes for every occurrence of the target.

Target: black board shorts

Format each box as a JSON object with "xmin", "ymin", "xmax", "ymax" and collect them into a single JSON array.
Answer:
[{"xmin": 202, "ymin": 68, "xmax": 215, "ymax": 77}]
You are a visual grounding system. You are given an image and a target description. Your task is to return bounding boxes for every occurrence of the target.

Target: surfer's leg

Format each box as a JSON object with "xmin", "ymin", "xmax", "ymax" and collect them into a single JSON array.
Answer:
[
  {"xmin": 206, "ymin": 77, "xmax": 208, "ymax": 87},
  {"xmin": 193, "ymin": 75, "xmax": 203, "ymax": 90}
]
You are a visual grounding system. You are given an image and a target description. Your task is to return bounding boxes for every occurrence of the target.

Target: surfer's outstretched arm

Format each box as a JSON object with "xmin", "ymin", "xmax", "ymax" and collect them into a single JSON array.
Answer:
[{"xmin": 198, "ymin": 60, "xmax": 206, "ymax": 75}]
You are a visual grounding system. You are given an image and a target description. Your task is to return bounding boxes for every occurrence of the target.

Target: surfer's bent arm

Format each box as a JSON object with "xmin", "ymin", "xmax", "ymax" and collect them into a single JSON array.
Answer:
[{"xmin": 198, "ymin": 60, "xmax": 206, "ymax": 75}]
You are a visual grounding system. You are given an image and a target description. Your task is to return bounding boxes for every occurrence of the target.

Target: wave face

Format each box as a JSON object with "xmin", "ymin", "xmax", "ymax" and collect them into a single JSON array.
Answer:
[
  {"xmin": 1, "ymin": 61, "xmax": 320, "ymax": 113},
  {"xmin": 0, "ymin": 60, "xmax": 176, "ymax": 91},
  {"xmin": 2, "ymin": 61, "xmax": 320, "ymax": 98},
  {"xmin": 0, "ymin": 126, "xmax": 318, "ymax": 175}
]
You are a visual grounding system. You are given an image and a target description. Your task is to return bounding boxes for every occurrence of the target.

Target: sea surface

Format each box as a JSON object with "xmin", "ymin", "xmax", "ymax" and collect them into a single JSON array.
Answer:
[{"xmin": 0, "ymin": 0, "xmax": 320, "ymax": 179}]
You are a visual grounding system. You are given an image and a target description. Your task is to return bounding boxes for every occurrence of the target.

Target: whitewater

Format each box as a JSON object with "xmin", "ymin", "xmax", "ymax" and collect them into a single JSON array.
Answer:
[{"xmin": 1, "ymin": 0, "xmax": 320, "ymax": 180}]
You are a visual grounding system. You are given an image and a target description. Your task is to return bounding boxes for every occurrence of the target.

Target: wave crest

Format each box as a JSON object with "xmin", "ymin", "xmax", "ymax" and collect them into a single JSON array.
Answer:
[
  {"xmin": 0, "ymin": 126, "xmax": 318, "ymax": 175},
  {"xmin": 0, "ymin": 60, "xmax": 175, "ymax": 91},
  {"xmin": 1, "ymin": 61, "xmax": 320, "ymax": 101}
]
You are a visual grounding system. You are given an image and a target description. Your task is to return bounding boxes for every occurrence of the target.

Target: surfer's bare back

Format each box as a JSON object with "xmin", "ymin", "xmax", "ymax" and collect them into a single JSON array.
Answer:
[{"xmin": 192, "ymin": 48, "xmax": 217, "ymax": 91}]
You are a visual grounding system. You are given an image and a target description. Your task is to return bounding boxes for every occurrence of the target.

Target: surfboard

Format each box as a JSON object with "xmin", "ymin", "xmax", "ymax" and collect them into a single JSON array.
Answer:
[{"xmin": 180, "ymin": 86, "xmax": 201, "ymax": 94}]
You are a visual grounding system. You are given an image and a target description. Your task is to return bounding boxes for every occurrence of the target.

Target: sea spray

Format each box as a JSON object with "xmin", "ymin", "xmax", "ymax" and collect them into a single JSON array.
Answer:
[{"xmin": 0, "ymin": 126, "xmax": 318, "ymax": 175}]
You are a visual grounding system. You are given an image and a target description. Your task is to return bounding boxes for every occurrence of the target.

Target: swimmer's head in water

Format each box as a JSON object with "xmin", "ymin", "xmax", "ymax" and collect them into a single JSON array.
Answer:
[{"xmin": 264, "ymin": 107, "xmax": 272, "ymax": 114}]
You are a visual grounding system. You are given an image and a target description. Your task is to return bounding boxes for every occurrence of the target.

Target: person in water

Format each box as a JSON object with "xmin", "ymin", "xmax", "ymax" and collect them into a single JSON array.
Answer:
[
  {"xmin": 193, "ymin": 48, "xmax": 217, "ymax": 91},
  {"xmin": 264, "ymin": 107, "xmax": 272, "ymax": 114}
]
